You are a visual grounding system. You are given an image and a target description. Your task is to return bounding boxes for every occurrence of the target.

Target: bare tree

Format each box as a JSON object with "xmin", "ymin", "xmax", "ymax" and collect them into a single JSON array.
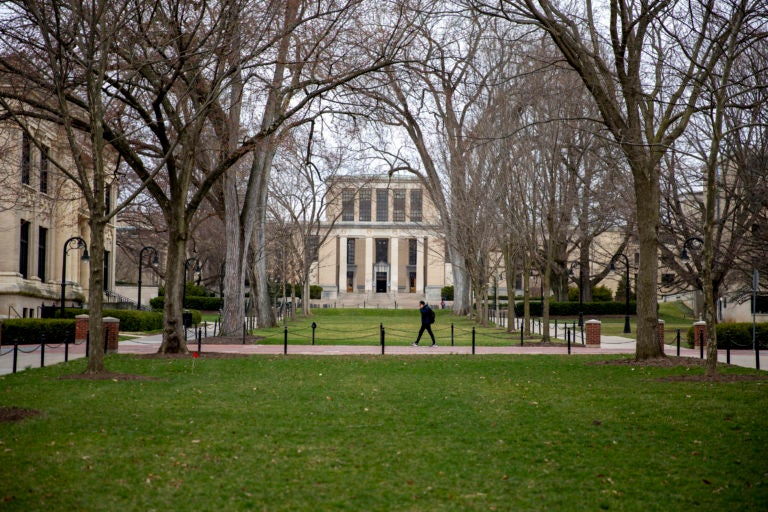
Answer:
[{"xmin": 472, "ymin": 0, "xmax": 759, "ymax": 359}]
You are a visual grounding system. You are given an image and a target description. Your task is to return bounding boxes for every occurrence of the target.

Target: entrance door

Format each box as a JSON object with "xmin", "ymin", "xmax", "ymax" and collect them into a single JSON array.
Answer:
[
  {"xmin": 409, "ymin": 272, "xmax": 416, "ymax": 293},
  {"xmin": 376, "ymin": 272, "xmax": 387, "ymax": 293},
  {"xmin": 346, "ymin": 271, "xmax": 354, "ymax": 292}
]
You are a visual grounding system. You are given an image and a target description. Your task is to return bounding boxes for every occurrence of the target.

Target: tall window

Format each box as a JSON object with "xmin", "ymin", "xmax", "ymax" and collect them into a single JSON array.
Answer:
[
  {"xmin": 359, "ymin": 189, "xmax": 371, "ymax": 221},
  {"xmin": 410, "ymin": 189, "xmax": 422, "ymax": 222},
  {"xmin": 342, "ymin": 188, "xmax": 354, "ymax": 221},
  {"xmin": 19, "ymin": 220, "xmax": 30, "ymax": 278},
  {"xmin": 375, "ymin": 238, "xmax": 388, "ymax": 263},
  {"xmin": 104, "ymin": 250, "xmax": 111, "ymax": 291},
  {"xmin": 408, "ymin": 238, "xmax": 417, "ymax": 265},
  {"xmin": 393, "ymin": 189, "xmax": 406, "ymax": 222},
  {"xmin": 308, "ymin": 235, "xmax": 319, "ymax": 262},
  {"xmin": 376, "ymin": 189, "xmax": 388, "ymax": 222},
  {"xmin": 38, "ymin": 227, "xmax": 47, "ymax": 282},
  {"xmin": 346, "ymin": 238, "xmax": 356, "ymax": 265},
  {"xmin": 21, "ymin": 133, "xmax": 31, "ymax": 185},
  {"xmin": 39, "ymin": 145, "xmax": 49, "ymax": 194},
  {"xmin": 105, "ymin": 184, "xmax": 112, "ymax": 215}
]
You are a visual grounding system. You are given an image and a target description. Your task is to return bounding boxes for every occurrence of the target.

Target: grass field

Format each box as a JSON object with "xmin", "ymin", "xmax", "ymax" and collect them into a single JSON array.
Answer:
[{"xmin": 1, "ymin": 352, "xmax": 766, "ymax": 511}]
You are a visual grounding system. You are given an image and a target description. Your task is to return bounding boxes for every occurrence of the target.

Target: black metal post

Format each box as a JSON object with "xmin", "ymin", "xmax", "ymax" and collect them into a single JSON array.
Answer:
[
  {"xmin": 85, "ymin": 331, "xmax": 90, "ymax": 358},
  {"xmin": 554, "ymin": 320, "xmax": 558, "ymax": 339},
  {"xmin": 699, "ymin": 330, "xmax": 704, "ymax": 359},
  {"xmin": 451, "ymin": 323, "xmax": 454, "ymax": 346},
  {"xmin": 197, "ymin": 327, "xmax": 202, "ymax": 354},
  {"xmin": 726, "ymin": 333, "xmax": 731, "ymax": 365},
  {"xmin": 567, "ymin": 327, "xmax": 571, "ymax": 354},
  {"xmin": 40, "ymin": 334, "xmax": 45, "ymax": 368},
  {"xmin": 60, "ymin": 236, "xmax": 89, "ymax": 317},
  {"xmin": 283, "ymin": 326, "xmax": 288, "ymax": 355},
  {"xmin": 13, "ymin": 343, "xmax": 18, "ymax": 373},
  {"xmin": 380, "ymin": 325, "xmax": 385, "ymax": 355},
  {"xmin": 610, "ymin": 254, "xmax": 631, "ymax": 334},
  {"xmin": 65, "ymin": 337, "xmax": 69, "ymax": 362},
  {"xmin": 312, "ymin": 322, "xmax": 317, "ymax": 345},
  {"xmin": 520, "ymin": 324, "xmax": 524, "ymax": 347},
  {"xmin": 676, "ymin": 329, "xmax": 680, "ymax": 357},
  {"xmin": 472, "ymin": 326, "xmax": 476, "ymax": 355}
]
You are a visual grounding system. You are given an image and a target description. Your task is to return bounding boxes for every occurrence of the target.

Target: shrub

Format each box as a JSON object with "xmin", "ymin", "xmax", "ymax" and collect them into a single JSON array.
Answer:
[
  {"xmin": 150, "ymin": 296, "xmax": 223, "ymax": 311},
  {"xmin": 1, "ymin": 319, "xmax": 76, "ymax": 345},
  {"xmin": 514, "ymin": 301, "xmax": 637, "ymax": 317},
  {"xmin": 441, "ymin": 286, "xmax": 454, "ymax": 301},
  {"xmin": 687, "ymin": 322, "xmax": 768, "ymax": 349},
  {"xmin": 55, "ymin": 308, "xmax": 164, "ymax": 332},
  {"xmin": 567, "ymin": 286, "xmax": 614, "ymax": 302}
]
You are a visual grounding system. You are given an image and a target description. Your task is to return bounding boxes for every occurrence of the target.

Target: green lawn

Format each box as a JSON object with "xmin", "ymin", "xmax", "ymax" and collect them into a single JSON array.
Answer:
[{"xmin": 1, "ymin": 354, "xmax": 765, "ymax": 511}]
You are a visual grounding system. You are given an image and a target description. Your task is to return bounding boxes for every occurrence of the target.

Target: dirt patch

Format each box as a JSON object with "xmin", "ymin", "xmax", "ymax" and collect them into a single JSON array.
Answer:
[
  {"xmin": 0, "ymin": 406, "xmax": 43, "ymax": 423},
  {"xmin": 593, "ymin": 356, "xmax": 768, "ymax": 382}
]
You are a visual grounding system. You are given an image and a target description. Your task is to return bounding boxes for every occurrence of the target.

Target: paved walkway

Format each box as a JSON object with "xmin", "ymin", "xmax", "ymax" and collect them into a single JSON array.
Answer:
[{"xmin": 1, "ymin": 332, "xmax": 766, "ymax": 375}]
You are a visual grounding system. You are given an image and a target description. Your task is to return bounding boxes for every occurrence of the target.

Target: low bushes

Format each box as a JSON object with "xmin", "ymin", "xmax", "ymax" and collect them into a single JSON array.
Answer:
[
  {"xmin": 513, "ymin": 301, "xmax": 637, "ymax": 317},
  {"xmin": 150, "ymin": 296, "xmax": 222, "ymax": 311},
  {"xmin": 687, "ymin": 322, "xmax": 768, "ymax": 349},
  {"xmin": 1, "ymin": 319, "xmax": 75, "ymax": 345},
  {"xmin": 58, "ymin": 308, "xmax": 164, "ymax": 332}
]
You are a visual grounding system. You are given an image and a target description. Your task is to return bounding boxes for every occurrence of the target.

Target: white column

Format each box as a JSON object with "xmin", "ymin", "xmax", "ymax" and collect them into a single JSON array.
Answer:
[
  {"xmin": 416, "ymin": 237, "xmax": 424, "ymax": 292},
  {"xmin": 364, "ymin": 237, "xmax": 373, "ymax": 293},
  {"xmin": 338, "ymin": 236, "xmax": 347, "ymax": 294},
  {"xmin": 390, "ymin": 237, "xmax": 399, "ymax": 294}
]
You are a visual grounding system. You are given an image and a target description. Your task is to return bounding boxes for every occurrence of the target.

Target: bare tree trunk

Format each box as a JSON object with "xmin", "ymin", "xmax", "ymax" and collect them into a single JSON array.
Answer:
[
  {"xmin": 159, "ymin": 214, "xmax": 189, "ymax": 354},
  {"xmin": 85, "ymin": 218, "xmax": 106, "ymax": 373},
  {"xmin": 634, "ymin": 175, "xmax": 662, "ymax": 360}
]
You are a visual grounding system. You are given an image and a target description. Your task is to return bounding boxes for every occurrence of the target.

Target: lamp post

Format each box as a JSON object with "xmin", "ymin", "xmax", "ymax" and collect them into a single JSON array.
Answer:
[
  {"xmin": 60, "ymin": 236, "xmax": 90, "ymax": 317},
  {"xmin": 569, "ymin": 263, "xmax": 584, "ymax": 327},
  {"xmin": 681, "ymin": 236, "xmax": 704, "ymax": 317},
  {"xmin": 137, "ymin": 246, "xmax": 159, "ymax": 310},
  {"xmin": 610, "ymin": 253, "xmax": 631, "ymax": 333},
  {"xmin": 183, "ymin": 257, "xmax": 201, "ymax": 309}
]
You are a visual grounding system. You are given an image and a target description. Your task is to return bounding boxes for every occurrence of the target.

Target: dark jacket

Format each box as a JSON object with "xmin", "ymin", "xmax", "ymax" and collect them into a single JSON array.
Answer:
[{"xmin": 420, "ymin": 304, "xmax": 434, "ymax": 325}]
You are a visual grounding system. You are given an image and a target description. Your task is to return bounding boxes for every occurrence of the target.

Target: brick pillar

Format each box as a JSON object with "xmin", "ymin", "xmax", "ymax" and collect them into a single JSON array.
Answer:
[
  {"xmin": 585, "ymin": 320, "xmax": 601, "ymax": 345},
  {"xmin": 75, "ymin": 314, "xmax": 89, "ymax": 344},
  {"xmin": 657, "ymin": 320, "xmax": 666, "ymax": 353},
  {"xmin": 103, "ymin": 317, "xmax": 120, "ymax": 354},
  {"xmin": 693, "ymin": 321, "xmax": 706, "ymax": 347}
]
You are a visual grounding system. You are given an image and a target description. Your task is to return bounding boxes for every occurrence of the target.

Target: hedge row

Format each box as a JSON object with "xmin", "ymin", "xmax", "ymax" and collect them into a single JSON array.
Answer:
[
  {"xmin": 59, "ymin": 309, "xmax": 165, "ymax": 332},
  {"xmin": 1, "ymin": 319, "xmax": 76, "ymax": 345},
  {"xmin": 686, "ymin": 322, "xmax": 768, "ymax": 349},
  {"xmin": 512, "ymin": 301, "xmax": 637, "ymax": 317},
  {"xmin": 150, "ymin": 296, "xmax": 222, "ymax": 311}
]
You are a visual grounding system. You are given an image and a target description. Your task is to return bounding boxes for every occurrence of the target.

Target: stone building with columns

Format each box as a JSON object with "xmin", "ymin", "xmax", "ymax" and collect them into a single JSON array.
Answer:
[
  {"xmin": 0, "ymin": 120, "xmax": 117, "ymax": 318},
  {"xmin": 312, "ymin": 174, "xmax": 451, "ymax": 305}
]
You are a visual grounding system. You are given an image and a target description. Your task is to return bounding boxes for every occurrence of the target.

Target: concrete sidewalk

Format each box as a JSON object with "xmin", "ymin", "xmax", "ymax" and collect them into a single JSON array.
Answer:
[{"xmin": 2, "ymin": 332, "xmax": 766, "ymax": 375}]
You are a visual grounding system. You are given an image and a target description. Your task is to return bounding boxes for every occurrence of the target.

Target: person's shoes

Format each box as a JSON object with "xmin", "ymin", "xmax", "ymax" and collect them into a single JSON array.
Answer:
[
  {"xmin": 411, "ymin": 342, "xmax": 419, "ymax": 347},
  {"xmin": 430, "ymin": 343, "xmax": 438, "ymax": 347}
]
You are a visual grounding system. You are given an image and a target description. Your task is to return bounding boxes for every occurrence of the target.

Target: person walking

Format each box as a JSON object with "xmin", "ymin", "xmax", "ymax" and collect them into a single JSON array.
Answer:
[{"xmin": 412, "ymin": 300, "xmax": 437, "ymax": 347}]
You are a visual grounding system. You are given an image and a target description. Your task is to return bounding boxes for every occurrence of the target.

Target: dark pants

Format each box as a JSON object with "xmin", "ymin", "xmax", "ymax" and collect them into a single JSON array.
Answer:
[{"xmin": 416, "ymin": 323, "xmax": 435, "ymax": 344}]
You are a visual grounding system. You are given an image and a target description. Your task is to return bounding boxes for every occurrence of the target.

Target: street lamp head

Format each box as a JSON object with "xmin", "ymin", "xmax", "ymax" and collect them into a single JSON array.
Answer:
[
  {"xmin": 609, "ymin": 261, "xmax": 616, "ymax": 271},
  {"xmin": 680, "ymin": 247, "xmax": 689, "ymax": 261},
  {"xmin": 152, "ymin": 253, "xmax": 159, "ymax": 265},
  {"xmin": 80, "ymin": 247, "xmax": 90, "ymax": 262}
]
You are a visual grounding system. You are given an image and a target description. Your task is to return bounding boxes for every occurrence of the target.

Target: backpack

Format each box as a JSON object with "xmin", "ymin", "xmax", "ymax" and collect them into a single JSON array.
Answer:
[{"xmin": 427, "ymin": 306, "xmax": 435, "ymax": 324}]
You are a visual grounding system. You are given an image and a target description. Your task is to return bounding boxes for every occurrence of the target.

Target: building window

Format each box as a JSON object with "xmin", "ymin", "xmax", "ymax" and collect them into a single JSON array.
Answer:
[
  {"xmin": 410, "ymin": 189, "xmax": 422, "ymax": 222},
  {"xmin": 375, "ymin": 238, "xmax": 388, "ymax": 263},
  {"xmin": 308, "ymin": 235, "xmax": 319, "ymax": 262},
  {"xmin": 393, "ymin": 189, "xmax": 405, "ymax": 222},
  {"xmin": 39, "ymin": 146, "xmax": 49, "ymax": 194},
  {"xmin": 346, "ymin": 238, "xmax": 356, "ymax": 265},
  {"xmin": 408, "ymin": 238, "xmax": 417, "ymax": 265},
  {"xmin": 105, "ymin": 184, "xmax": 112, "ymax": 215},
  {"xmin": 38, "ymin": 227, "xmax": 47, "ymax": 282},
  {"xmin": 342, "ymin": 188, "xmax": 354, "ymax": 221},
  {"xmin": 104, "ymin": 250, "xmax": 111, "ymax": 291},
  {"xmin": 359, "ymin": 189, "xmax": 371, "ymax": 221},
  {"xmin": 21, "ymin": 133, "xmax": 31, "ymax": 185},
  {"xmin": 376, "ymin": 189, "xmax": 388, "ymax": 222},
  {"xmin": 19, "ymin": 220, "xmax": 30, "ymax": 278}
]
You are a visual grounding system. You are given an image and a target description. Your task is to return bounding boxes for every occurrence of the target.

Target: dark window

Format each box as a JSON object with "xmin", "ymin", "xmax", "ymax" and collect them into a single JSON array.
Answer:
[
  {"xmin": 105, "ymin": 185, "xmax": 112, "ymax": 215},
  {"xmin": 21, "ymin": 133, "xmax": 31, "ymax": 185},
  {"xmin": 342, "ymin": 188, "xmax": 354, "ymax": 221},
  {"xmin": 661, "ymin": 273, "xmax": 675, "ymax": 286},
  {"xmin": 39, "ymin": 145, "xmax": 49, "ymax": 193},
  {"xmin": 38, "ymin": 227, "xmax": 47, "ymax": 282},
  {"xmin": 359, "ymin": 189, "xmax": 371, "ymax": 221},
  {"xmin": 346, "ymin": 238, "xmax": 356, "ymax": 265},
  {"xmin": 410, "ymin": 189, "xmax": 422, "ymax": 222},
  {"xmin": 306, "ymin": 235, "xmax": 319, "ymax": 263},
  {"xmin": 19, "ymin": 220, "xmax": 30, "ymax": 278},
  {"xmin": 408, "ymin": 238, "xmax": 417, "ymax": 265},
  {"xmin": 376, "ymin": 189, "xmax": 388, "ymax": 222},
  {"xmin": 360, "ymin": 189, "xmax": 371, "ymax": 222},
  {"xmin": 103, "ymin": 250, "xmax": 110, "ymax": 290},
  {"xmin": 393, "ymin": 189, "xmax": 405, "ymax": 222},
  {"xmin": 756, "ymin": 295, "xmax": 768, "ymax": 314},
  {"xmin": 375, "ymin": 238, "xmax": 388, "ymax": 263}
]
